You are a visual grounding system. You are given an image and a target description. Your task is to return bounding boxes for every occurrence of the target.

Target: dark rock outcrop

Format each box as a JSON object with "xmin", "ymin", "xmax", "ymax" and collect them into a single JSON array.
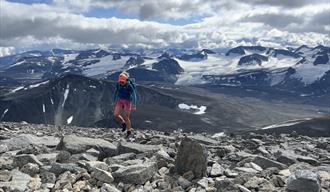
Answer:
[{"xmin": 175, "ymin": 137, "xmax": 208, "ymax": 179}]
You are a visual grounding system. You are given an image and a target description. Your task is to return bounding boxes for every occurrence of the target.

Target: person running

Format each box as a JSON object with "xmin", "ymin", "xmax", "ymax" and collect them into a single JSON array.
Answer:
[{"xmin": 112, "ymin": 71, "xmax": 137, "ymax": 137}]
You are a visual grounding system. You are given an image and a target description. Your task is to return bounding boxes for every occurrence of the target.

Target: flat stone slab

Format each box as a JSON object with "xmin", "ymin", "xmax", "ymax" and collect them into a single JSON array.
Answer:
[
  {"xmin": 118, "ymin": 141, "xmax": 161, "ymax": 155},
  {"xmin": 112, "ymin": 161, "xmax": 157, "ymax": 184},
  {"xmin": 57, "ymin": 134, "xmax": 117, "ymax": 157},
  {"xmin": 0, "ymin": 134, "xmax": 60, "ymax": 151}
]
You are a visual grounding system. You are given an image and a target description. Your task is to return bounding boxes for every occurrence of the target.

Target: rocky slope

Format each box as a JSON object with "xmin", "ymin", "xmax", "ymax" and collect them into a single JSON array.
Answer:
[{"xmin": 0, "ymin": 122, "xmax": 329, "ymax": 192}]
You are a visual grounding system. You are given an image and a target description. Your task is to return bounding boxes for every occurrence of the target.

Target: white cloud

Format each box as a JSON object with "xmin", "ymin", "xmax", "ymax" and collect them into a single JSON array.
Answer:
[
  {"xmin": 0, "ymin": 0, "xmax": 329, "ymax": 54},
  {"xmin": 0, "ymin": 47, "xmax": 15, "ymax": 57}
]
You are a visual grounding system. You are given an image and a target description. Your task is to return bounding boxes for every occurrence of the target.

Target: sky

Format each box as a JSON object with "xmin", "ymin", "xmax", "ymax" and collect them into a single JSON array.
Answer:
[{"xmin": 0, "ymin": 0, "xmax": 329, "ymax": 56}]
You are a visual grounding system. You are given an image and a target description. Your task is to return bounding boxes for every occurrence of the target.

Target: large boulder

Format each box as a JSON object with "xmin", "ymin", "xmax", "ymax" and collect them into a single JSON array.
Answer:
[
  {"xmin": 117, "ymin": 141, "xmax": 161, "ymax": 155},
  {"xmin": 57, "ymin": 135, "xmax": 117, "ymax": 157},
  {"xmin": 112, "ymin": 161, "xmax": 157, "ymax": 184},
  {"xmin": 0, "ymin": 134, "xmax": 60, "ymax": 151},
  {"xmin": 175, "ymin": 137, "xmax": 208, "ymax": 179},
  {"xmin": 286, "ymin": 170, "xmax": 321, "ymax": 192}
]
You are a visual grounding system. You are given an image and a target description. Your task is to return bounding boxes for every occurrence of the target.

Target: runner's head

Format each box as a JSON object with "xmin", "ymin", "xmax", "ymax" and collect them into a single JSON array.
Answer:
[{"xmin": 118, "ymin": 73, "xmax": 128, "ymax": 85}]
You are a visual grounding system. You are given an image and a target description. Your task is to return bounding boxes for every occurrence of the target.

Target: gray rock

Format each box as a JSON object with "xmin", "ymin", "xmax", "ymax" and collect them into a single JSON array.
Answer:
[
  {"xmin": 56, "ymin": 150, "xmax": 71, "ymax": 163},
  {"xmin": 277, "ymin": 154, "xmax": 297, "ymax": 166},
  {"xmin": 286, "ymin": 170, "xmax": 321, "ymax": 192},
  {"xmin": 0, "ymin": 170, "xmax": 11, "ymax": 182},
  {"xmin": 158, "ymin": 167, "xmax": 169, "ymax": 175},
  {"xmin": 155, "ymin": 149, "xmax": 174, "ymax": 168},
  {"xmin": 0, "ymin": 134, "xmax": 60, "ymax": 151},
  {"xmin": 17, "ymin": 144, "xmax": 49, "ymax": 155},
  {"xmin": 37, "ymin": 153, "xmax": 59, "ymax": 164},
  {"xmin": 112, "ymin": 161, "xmax": 157, "ymax": 184},
  {"xmin": 297, "ymin": 156, "xmax": 320, "ymax": 166},
  {"xmin": 210, "ymin": 163, "xmax": 224, "ymax": 177},
  {"xmin": 0, "ymin": 145, "xmax": 8, "ymax": 154},
  {"xmin": 70, "ymin": 153, "xmax": 98, "ymax": 162},
  {"xmin": 244, "ymin": 176, "xmax": 265, "ymax": 189},
  {"xmin": 100, "ymin": 183, "xmax": 121, "ymax": 192},
  {"xmin": 224, "ymin": 169, "xmax": 239, "ymax": 178},
  {"xmin": 237, "ymin": 184, "xmax": 252, "ymax": 192},
  {"xmin": 92, "ymin": 167, "xmax": 114, "ymax": 184},
  {"xmin": 0, "ymin": 156, "xmax": 14, "ymax": 171},
  {"xmin": 73, "ymin": 180, "xmax": 91, "ymax": 191},
  {"xmin": 251, "ymin": 156, "xmax": 287, "ymax": 170},
  {"xmin": 83, "ymin": 160, "xmax": 109, "ymax": 172},
  {"xmin": 216, "ymin": 145, "xmax": 236, "ymax": 158},
  {"xmin": 234, "ymin": 167, "xmax": 259, "ymax": 173},
  {"xmin": 9, "ymin": 169, "xmax": 31, "ymax": 191},
  {"xmin": 40, "ymin": 171, "xmax": 56, "ymax": 184},
  {"xmin": 14, "ymin": 154, "xmax": 43, "ymax": 168},
  {"xmin": 183, "ymin": 170, "xmax": 195, "ymax": 181},
  {"xmin": 175, "ymin": 137, "xmax": 208, "ymax": 179},
  {"xmin": 197, "ymin": 177, "xmax": 209, "ymax": 189},
  {"xmin": 48, "ymin": 162, "xmax": 86, "ymax": 176},
  {"xmin": 246, "ymin": 162, "xmax": 263, "ymax": 172},
  {"xmin": 117, "ymin": 141, "xmax": 160, "ymax": 154},
  {"xmin": 28, "ymin": 177, "xmax": 42, "ymax": 191},
  {"xmin": 53, "ymin": 171, "xmax": 76, "ymax": 191},
  {"xmin": 86, "ymin": 148, "xmax": 100, "ymax": 157},
  {"xmin": 20, "ymin": 163, "xmax": 40, "ymax": 176},
  {"xmin": 271, "ymin": 175, "xmax": 285, "ymax": 187},
  {"xmin": 57, "ymin": 135, "xmax": 117, "ymax": 157},
  {"xmin": 105, "ymin": 153, "xmax": 136, "ymax": 165},
  {"xmin": 178, "ymin": 176, "xmax": 192, "ymax": 189},
  {"xmin": 214, "ymin": 178, "xmax": 237, "ymax": 191},
  {"xmin": 188, "ymin": 135, "xmax": 218, "ymax": 145}
]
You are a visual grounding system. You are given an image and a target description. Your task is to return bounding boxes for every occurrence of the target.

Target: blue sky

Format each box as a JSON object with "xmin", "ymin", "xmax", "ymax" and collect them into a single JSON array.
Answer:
[{"xmin": 0, "ymin": 0, "xmax": 329, "ymax": 56}]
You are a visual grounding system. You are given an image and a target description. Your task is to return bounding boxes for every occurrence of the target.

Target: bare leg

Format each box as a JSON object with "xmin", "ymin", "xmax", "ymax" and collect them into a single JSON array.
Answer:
[
  {"xmin": 113, "ymin": 105, "xmax": 125, "ymax": 124},
  {"xmin": 123, "ymin": 112, "xmax": 132, "ymax": 131}
]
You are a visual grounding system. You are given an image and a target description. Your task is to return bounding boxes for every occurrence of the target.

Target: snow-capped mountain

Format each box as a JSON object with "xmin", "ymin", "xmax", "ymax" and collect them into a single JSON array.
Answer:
[{"xmin": 0, "ymin": 45, "xmax": 329, "ymax": 97}]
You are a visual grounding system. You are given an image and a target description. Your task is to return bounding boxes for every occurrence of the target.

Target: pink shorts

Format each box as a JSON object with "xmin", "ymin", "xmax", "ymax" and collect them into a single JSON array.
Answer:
[{"xmin": 115, "ymin": 99, "xmax": 132, "ymax": 114}]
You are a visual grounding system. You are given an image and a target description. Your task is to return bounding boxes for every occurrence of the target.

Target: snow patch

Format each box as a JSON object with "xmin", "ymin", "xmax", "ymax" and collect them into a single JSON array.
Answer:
[
  {"xmin": 9, "ymin": 60, "xmax": 25, "ymax": 68},
  {"xmin": 67, "ymin": 116, "xmax": 73, "ymax": 124},
  {"xmin": 42, "ymin": 104, "xmax": 46, "ymax": 113},
  {"xmin": 28, "ymin": 81, "xmax": 49, "ymax": 89},
  {"xmin": 63, "ymin": 53, "xmax": 78, "ymax": 64},
  {"xmin": 62, "ymin": 84, "xmax": 70, "ymax": 107},
  {"xmin": 1, "ymin": 109, "xmax": 9, "ymax": 119},
  {"xmin": 212, "ymin": 132, "xmax": 226, "ymax": 138},
  {"xmin": 261, "ymin": 118, "xmax": 312, "ymax": 130},
  {"xmin": 178, "ymin": 103, "xmax": 207, "ymax": 115},
  {"xmin": 11, "ymin": 86, "xmax": 24, "ymax": 93},
  {"xmin": 83, "ymin": 55, "xmax": 130, "ymax": 76},
  {"xmin": 293, "ymin": 62, "xmax": 329, "ymax": 84}
]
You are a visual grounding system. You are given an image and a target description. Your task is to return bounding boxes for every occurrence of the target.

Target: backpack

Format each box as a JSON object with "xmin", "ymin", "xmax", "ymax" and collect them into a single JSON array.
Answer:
[
  {"xmin": 127, "ymin": 78, "xmax": 136, "ymax": 90},
  {"xmin": 121, "ymin": 71, "xmax": 136, "ymax": 90}
]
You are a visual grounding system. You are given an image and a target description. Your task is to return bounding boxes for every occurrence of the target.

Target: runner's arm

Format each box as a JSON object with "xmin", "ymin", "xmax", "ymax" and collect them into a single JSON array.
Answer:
[{"xmin": 112, "ymin": 84, "xmax": 119, "ymax": 105}]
